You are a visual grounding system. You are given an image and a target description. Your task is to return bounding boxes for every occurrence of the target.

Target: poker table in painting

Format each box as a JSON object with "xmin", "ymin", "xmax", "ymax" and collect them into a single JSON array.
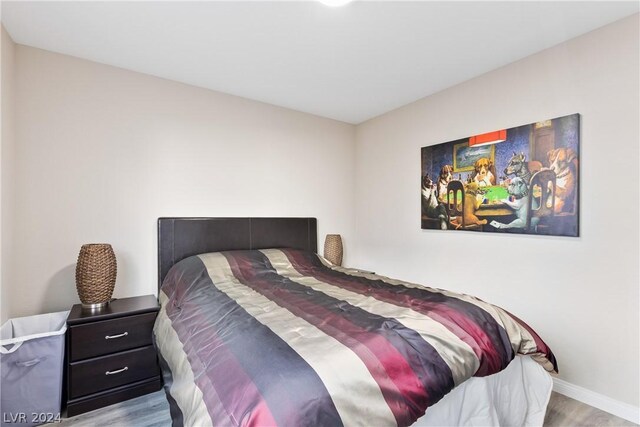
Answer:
[{"xmin": 476, "ymin": 186, "xmax": 514, "ymax": 217}]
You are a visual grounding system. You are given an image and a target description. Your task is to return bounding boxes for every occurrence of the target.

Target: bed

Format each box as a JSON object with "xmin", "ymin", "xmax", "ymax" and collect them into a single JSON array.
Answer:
[{"xmin": 153, "ymin": 217, "xmax": 557, "ymax": 427}]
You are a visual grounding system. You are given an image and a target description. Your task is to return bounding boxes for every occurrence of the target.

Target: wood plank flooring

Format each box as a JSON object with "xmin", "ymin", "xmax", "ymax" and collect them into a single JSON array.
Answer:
[
  {"xmin": 54, "ymin": 391, "xmax": 170, "ymax": 427},
  {"xmin": 544, "ymin": 392, "xmax": 637, "ymax": 427},
  {"xmin": 52, "ymin": 391, "xmax": 637, "ymax": 426}
]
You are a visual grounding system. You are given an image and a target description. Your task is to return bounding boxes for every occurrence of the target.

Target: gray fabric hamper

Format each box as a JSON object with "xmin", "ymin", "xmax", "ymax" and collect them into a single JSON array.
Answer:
[{"xmin": 0, "ymin": 311, "xmax": 69, "ymax": 427}]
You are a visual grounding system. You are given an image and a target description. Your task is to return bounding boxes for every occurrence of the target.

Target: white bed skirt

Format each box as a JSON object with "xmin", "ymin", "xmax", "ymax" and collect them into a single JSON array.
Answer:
[{"xmin": 413, "ymin": 355, "xmax": 553, "ymax": 427}]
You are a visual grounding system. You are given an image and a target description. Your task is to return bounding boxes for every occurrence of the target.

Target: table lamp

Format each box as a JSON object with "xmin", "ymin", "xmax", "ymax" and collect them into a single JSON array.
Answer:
[
  {"xmin": 75, "ymin": 243, "xmax": 117, "ymax": 309},
  {"xmin": 323, "ymin": 234, "xmax": 343, "ymax": 266}
]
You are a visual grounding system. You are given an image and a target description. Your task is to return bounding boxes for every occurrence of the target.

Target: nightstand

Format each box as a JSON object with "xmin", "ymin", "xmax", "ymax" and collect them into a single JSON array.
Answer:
[{"xmin": 64, "ymin": 295, "xmax": 162, "ymax": 417}]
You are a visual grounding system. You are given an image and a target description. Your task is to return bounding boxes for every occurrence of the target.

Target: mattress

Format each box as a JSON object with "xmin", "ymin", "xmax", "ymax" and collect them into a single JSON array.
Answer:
[{"xmin": 154, "ymin": 248, "xmax": 557, "ymax": 427}]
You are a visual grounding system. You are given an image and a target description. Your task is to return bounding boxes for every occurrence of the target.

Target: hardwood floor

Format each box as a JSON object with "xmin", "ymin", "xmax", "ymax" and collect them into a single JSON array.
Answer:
[
  {"xmin": 54, "ymin": 391, "xmax": 170, "ymax": 427},
  {"xmin": 53, "ymin": 391, "xmax": 636, "ymax": 426},
  {"xmin": 544, "ymin": 392, "xmax": 637, "ymax": 427}
]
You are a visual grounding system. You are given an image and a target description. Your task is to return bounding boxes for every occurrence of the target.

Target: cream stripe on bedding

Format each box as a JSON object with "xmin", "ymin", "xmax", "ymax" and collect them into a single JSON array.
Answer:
[
  {"xmin": 154, "ymin": 291, "xmax": 217, "ymax": 427},
  {"xmin": 198, "ymin": 252, "xmax": 398, "ymax": 427},
  {"xmin": 262, "ymin": 249, "xmax": 479, "ymax": 386},
  {"xmin": 320, "ymin": 258, "xmax": 539, "ymax": 356}
]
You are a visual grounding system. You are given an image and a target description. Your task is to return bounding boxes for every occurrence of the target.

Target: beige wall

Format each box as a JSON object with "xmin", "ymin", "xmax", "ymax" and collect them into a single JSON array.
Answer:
[
  {"xmin": 1, "ymin": 26, "xmax": 16, "ymax": 323},
  {"xmin": 353, "ymin": 15, "xmax": 639, "ymax": 406},
  {"xmin": 7, "ymin": 44, "xmax": 355, "ymax": 320}
]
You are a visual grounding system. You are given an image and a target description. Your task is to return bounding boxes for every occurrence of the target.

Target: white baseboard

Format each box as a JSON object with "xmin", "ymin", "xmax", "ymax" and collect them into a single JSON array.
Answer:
[{"xmin": 553, "ymin": 378, "xmax": 640, "ymax": 424}]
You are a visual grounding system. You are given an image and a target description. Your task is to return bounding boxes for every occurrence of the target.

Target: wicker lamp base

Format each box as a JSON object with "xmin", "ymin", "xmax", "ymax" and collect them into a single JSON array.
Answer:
[
  {"xmin": 75, "ymin": 244, "xmax": 117, "ymax": 307},
  {"xmin": 324, "ymin": 234, "xmax": 343, "ymax": 266}
]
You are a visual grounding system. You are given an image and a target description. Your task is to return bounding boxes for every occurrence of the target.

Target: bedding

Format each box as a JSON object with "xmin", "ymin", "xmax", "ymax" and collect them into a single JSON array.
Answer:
[{"xmin": 153, "ymin": 248, "xmax": 557, "ymax": 427}]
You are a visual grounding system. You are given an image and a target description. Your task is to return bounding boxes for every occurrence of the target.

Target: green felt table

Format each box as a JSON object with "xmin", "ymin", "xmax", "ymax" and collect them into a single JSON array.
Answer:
[
  {"xmin": 480, "ymin": 185, "xmax": 510, "ymax": 203},
  {"xmin": 476, "ymin": 185, "xmax": 514, "ymax": 217}
]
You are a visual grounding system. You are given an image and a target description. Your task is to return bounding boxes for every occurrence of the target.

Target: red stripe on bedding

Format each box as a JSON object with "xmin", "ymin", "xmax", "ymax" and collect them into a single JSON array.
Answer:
[
  {"xmin": 225, "ymin": 252, "xmax": 429, "ymax": 426},
  {"xmin": 166, "ymin": 299, "xmax": 279, "ymax": 427},
  {"xmin": 284, "ymin": 250, "xmax": 508, "ymax": 377}
]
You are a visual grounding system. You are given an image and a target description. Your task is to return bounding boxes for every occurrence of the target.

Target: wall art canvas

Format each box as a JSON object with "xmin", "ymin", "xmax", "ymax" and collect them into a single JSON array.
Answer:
[{"xmin": 421, "ymin": 113, "xmax": 579, "ymax": 237}]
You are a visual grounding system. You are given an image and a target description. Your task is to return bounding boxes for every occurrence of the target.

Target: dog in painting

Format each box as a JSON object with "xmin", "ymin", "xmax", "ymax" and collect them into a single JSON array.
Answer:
[
  {"xmin": 504, "ymin": 152, "xmax": 534, "ymax": 183},
  {"xmin": 422, "ymin": 175, "xmax": 449, "ymax": 230},
  {"xmin": 450, "ymin": 182, "xmax": 487, "ymax": 229},
  {"xmin": 490, "ymin": 177, "xmax": 538, "ymax": 231},
  {"xmin": 436, "ymin": 165, "xmax": 453, "ymax": 202},
  {"xmin": 547, "ymin": 148, "xmax": 578, "ymax": 214},
  {"xmin": 473, "ymin": 158, "xmax": 495, "ymax": 187}
]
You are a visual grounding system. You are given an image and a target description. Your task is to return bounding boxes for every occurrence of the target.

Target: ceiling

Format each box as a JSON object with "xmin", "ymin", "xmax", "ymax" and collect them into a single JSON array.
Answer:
[{"xmin": 2, "ymin": 1, "xmax": 638, "ymax": 124}]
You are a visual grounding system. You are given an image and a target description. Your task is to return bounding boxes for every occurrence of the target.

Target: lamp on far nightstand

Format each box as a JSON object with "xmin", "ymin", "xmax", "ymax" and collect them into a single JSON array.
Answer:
[
  {"xmin": 75, "ymin": 243, "xmax": 117, "ymax": 309},
  {"xmin": 323, "ymin": 234, "xmax": 343, "ymax": 266}
]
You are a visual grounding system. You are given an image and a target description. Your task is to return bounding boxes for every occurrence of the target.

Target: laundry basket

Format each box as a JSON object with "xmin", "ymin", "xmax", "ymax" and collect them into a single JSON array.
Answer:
[{"xmin": 0, "ymin": 311, "xmax": 69, "ymax": 427}]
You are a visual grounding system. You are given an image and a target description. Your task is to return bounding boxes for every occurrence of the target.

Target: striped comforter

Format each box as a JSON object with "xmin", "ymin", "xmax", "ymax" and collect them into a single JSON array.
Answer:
[{"xmin": 153, "ymin": 248, "xmax": 557, "ymax": 427}]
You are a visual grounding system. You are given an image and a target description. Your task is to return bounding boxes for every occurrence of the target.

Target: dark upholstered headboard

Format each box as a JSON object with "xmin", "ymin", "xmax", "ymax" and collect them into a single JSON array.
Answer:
[{"xmin": 157, "ymin": 217, "xmax": 317, "ymax": 290}]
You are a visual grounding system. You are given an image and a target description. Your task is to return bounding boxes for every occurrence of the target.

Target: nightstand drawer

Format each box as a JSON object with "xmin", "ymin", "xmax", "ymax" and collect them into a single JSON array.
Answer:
[
  {"xmin": 69, "ymin": 312, "xmax": 156, "ymax": 361},
  {"xmin": 69, "ymin": 345, "xmax": 160, "ymax": 399}
]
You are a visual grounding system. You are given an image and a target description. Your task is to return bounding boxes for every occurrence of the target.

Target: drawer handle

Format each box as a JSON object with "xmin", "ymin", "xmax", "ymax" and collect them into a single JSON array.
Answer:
[
  {"xmin": 105, "ymin": 332, "xmax": 128, "ymax": 340},
  {"xmin": 105, "ymin": 366, "xmax": 128, "ymax": 375},
  {"xmin": 15, "ymin": 357, "xmax": 45, "ymax": 367}
]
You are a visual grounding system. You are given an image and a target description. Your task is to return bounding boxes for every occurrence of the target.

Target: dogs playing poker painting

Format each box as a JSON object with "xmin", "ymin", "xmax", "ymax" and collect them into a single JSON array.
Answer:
[{"xmin": 421, "ymin": 113, "xmax": 579, "ymax": 237}]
